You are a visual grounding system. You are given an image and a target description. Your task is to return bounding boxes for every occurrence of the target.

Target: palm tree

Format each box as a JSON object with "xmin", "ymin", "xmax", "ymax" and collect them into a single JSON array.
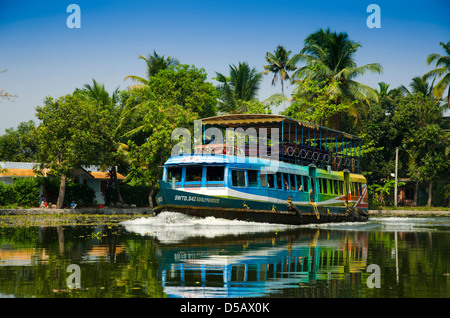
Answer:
[
  {"xmin": 124, "ymin": 50, "xmax": 179, "ymax": 87},
  {"xmin": 291, "ymin": 28, "xmax": 382, "ymax": 130},
  {"xmin": 83, "ymin": 79, "xmax": 119, "ymax": 108},
  {"xmin": 424, "ymin": 41, "xmax": 450, "ymax": 106},
  {"xmin": 399, "ymin": 76, "xmax": 435, "ymax": 97},
  {"xmin": 215, "ymin": 62, "xmax": 263, "ymax": 113},
  {"xmin": 264, "ymin": 45, "xmax": 297, "ymax": 111},
  {"xmin": 376, "ymin": 81, "xmax": 391, "ymax": 98},
  {"xmin": 83, "ymin": 79, "xmax": 125, "ymax": 205}
]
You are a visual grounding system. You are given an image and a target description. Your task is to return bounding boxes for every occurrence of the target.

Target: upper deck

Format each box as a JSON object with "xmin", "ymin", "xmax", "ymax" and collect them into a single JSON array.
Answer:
[{"xmin": 198, "ymin": 114, "xmax": 362, "ymax": 174}]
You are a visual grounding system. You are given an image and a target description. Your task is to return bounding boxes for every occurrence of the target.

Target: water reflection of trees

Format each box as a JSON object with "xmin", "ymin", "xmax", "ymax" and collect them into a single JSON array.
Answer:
[
  {"xmin": 0, "ymin": 225, "xmax": 166, "ymax": 298},
  {"xmin": 0, "ymin": 225, "xmax": 448, "ymax": 298},
  {"xmin": 365, "ymin": 231, "xmax": 450, "ymax": 298}
]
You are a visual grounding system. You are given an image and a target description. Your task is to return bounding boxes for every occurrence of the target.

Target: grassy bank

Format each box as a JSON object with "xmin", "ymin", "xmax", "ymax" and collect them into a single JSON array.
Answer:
[
  {"xmin": 369, "ymin": 206, "xmax": 450, "ymax": 217},
  {"xmin": 371, "ymin": 206, "xmax": 449, "ymax": 211},
  {"xmin": 0, "ymin": 213, "xmax": 146, "ymax": 227}
]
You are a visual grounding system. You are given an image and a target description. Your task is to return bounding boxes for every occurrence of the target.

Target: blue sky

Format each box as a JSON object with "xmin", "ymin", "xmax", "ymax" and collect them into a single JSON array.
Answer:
[{"xmin": 0, "ymin": 0, "xmax": 449, "ymax": 133}]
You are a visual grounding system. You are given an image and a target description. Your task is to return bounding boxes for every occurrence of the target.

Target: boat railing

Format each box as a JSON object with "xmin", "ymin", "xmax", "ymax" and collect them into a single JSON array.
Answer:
[{"xmin": 190, "ymin": 141, "xmax": 361, "ymax": 173}]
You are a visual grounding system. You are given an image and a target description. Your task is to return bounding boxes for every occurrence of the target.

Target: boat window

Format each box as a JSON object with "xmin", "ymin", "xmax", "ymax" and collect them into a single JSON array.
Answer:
[
  {"xmin": 185, "ymin": 166, "xmax": 203, "ymax": 182},
  {"xmin": 282, "ymin": 173, "xmax": 289, "ymax": 191},
  {"xmin": 206, "ymin": 166, "xmax": 224, "ymax": 182},
  {"xmin": 276, "ymin": 172, "xmax": 282, "ymax": 189},
  {"xmin": 167, "ymin": 167, "xmax": 182, "ymax": 182},
  {"xmin": 297, "ymin": 175, "xmax": 303, "ymax": 191},
  {"xmin": 267, "ymin": 174, "xmax": 275, "ymax": 188},
  {"xmin": 354, "ymin": 182, "xmax": 359, "ymax": 196},
  {"xmin": 231, "ymin": 170, "xmax": 246, "ymax": 187},
  {"xmin": 333, "ymin": 180, "xmax": 338, "ymax": 195},
  {"xmin": 260, "ymin": 173, "xmax": 267, "ymax": 187},
  {"xmin": 359, "ymin": 183, "xmax": 363, "ymax": 196},
  {"xmin": 318, "ymin": 178, "xmax": 322, "ymax": 193},
  {"xmin": 302, "ymin": 176, "xmax": 309, "ymax": 192},
  {"xmin": 323, "ymin": 179, "xmax": 328, "ymax": 194},
  {"xmin": 248, "ymin": 170, "xmax": 258, "ymax": 187},
  {"xmin": 290, "ymin": 174, "xmax": 296, "ymax": 191},
  {"xmin": 339, "ymin": 181, "xmax": 344, "ymax": 195}
]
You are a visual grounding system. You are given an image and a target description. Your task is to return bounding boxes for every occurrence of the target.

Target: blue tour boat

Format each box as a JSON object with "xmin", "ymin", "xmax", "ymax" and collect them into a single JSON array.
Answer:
[{"xmin": 154, "ymin": 114, "xmax": 368, "ymax": 225}]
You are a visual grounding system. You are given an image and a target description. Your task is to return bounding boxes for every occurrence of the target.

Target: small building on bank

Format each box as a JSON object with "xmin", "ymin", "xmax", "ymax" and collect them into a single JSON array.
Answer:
[
  {"xmin": 397, "ymin": 178, "xmax": 429, "ymax": 207},
  {"xmin": 0, "ymin": 162, "xmax": 126, "ymax": 205}
]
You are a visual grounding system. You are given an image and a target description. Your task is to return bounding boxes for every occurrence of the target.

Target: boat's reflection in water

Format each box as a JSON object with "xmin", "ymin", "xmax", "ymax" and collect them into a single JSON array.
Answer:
[{"xmin": 122, "ymin": 212, "xmax": 370, "ymax": 298}]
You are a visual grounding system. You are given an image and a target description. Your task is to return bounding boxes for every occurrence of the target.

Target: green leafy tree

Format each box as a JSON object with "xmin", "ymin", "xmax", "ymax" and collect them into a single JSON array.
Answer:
[
  {"xmin": 0, "ymin": 120, "xmax": 38, "ymax": 162},
  {"xmin": 404, "ymin": 124, "xmax": 448, "ymax": 206},
  {"xmin": 81, "ymin": 79, "xmax": 126, "ymax": 205},
  {"xmin": 238, "ymin": 99, "xmax": 272, "ymax": 114},
  {"xmin": 123, "ymin": 90, "xmax": 197, "ymax": 207},
  {"xmin": 291, "ymin": 28, "xmax": 382, "ymax": 130},
  {"xmin": 147, "ymin": 64, "xmax": 217, "ymax": 118},
  {"xmin": 264, "ymin": 45, "xmax": 297, "ymax": 111},
  {"xmin": 393, "ymin": 94, "xmax": 448, "ymax": 206},
  {"xmin": 284, "ymin": 79, "xmax": 356, "ymax": 126},
  {"xmin": 35, "ymin": 94, "xmax": 113, "ymax": 208},
  {"xmin": 118, "ymin": 65, "xmax": 217, "ymax": 206},
  {"xmin": 359, "ymin": 89, "xmax": 404, "ymax": 183},
  {"xmin": 215, "ymin": 62, "xmax": 263, "ymax": 113}
]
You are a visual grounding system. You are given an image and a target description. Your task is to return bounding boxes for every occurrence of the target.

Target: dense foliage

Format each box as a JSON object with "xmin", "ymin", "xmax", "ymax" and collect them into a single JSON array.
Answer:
[{"xmin": 0, "ymin": 32, "xmax": 448, "ymax": 208}]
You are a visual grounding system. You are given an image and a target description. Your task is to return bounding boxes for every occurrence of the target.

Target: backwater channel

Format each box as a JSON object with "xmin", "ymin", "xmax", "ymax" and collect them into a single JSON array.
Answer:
[{"xmin": 0, "ymin": 212, "xmax": 448, "ymax": 298}]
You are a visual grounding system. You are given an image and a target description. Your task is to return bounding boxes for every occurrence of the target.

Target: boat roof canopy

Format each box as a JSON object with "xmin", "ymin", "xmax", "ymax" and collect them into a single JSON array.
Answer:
[{"xmin": 201, "ymin": 114, "xmax": 360, "ymax": 140}]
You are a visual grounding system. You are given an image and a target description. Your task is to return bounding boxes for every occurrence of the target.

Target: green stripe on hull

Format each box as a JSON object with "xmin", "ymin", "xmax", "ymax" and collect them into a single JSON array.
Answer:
[{"xmin": 155, "ymin": 182, "xmax": 368, "ymax": 225}]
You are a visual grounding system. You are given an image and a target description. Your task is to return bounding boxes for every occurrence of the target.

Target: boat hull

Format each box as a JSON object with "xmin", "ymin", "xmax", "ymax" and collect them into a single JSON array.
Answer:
[{"xmin": 154, "ymin": 182, "xmax": 368, "ymax": 226}]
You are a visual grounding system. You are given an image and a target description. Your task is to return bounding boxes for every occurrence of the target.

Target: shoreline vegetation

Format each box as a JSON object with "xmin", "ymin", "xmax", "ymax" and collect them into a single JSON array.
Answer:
[
  {"xmin": 0, "ymin": 213, "xmax": 146, "ymax": 227},
  {"xmin": 1, "ymin": 32, "xmax": 448, "ymax": 211},
  {"xmin": 0, "ymin": 207, "xmax": 149, "ymax": 227},
  {"xmin": 0, "ymin": 206, "xmax": 448, "ymax": 228}
]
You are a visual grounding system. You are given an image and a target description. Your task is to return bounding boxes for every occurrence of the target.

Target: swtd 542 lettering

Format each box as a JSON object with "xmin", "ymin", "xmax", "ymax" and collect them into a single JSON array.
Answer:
[{"xmin": 224, "ymin": 302, "xmax": 269, "ymax": 313}]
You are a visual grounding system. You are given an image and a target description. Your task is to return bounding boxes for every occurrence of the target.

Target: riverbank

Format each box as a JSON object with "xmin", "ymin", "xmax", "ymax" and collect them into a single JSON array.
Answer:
[
  {"xmin": 0, "ymin": 207, "xmax": 151, "ymax": 215},
  {"xmin": 0, "ymin": 207, "xmax": 449, "ymax": 227},
  {"xmin": 0, "ymin": 207, "xmax": 150, "ymax": 227},
  {"xmin": 369, "ymin": 209, "xmax": 450, "ymax": 217},
  {"xmin": 0, "ymin": 207, "xmax": 448, "ymax": 217}
]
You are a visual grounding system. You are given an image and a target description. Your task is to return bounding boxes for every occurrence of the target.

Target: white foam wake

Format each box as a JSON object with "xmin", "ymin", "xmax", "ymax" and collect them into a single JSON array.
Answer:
[{"xmin": 120, "ymin": 212, "xmax": 295, "ymax": 243}]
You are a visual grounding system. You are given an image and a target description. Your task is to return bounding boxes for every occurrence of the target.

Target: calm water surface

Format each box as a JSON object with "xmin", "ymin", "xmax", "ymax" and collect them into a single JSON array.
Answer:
[{"xmin": 0, "ymin": 212, "xmax": 449, "ymax": 298}]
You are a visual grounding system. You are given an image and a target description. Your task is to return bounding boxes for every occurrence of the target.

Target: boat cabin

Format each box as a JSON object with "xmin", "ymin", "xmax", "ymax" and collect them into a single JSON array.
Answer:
[{"xmin": 199, "ymin": 114, "xmax": 362, "ymax": 174}]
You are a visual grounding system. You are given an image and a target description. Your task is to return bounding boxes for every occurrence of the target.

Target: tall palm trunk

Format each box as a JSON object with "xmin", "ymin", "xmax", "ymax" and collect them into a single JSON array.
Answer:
[
  {"xmin": 447, "ymin": 85, "xmax": 450, "ymax": 107},
  {"xmin": 414, "ymin": 181, "xmax": 419, "ymax": 206},
  {"xmin": 281, "ymin": 80, "xmax": 286, "ymax": 112},
  {"xmin": 57, "ymin": 174, "xmax": 66, "ymax": 209},
  {"xmin": 427, "ymin": 181, "xmax": 433, "ymax": 207},
  {"xmin": 110, "ymin": 166, "xmax": 124, "ymax": 205},
  {"xmin": 332, "ymin": 112, "xmax": 341, "ymax": 130},
  {"xmin": 148, "ymin": 155, "xmax": 165, "ymax": 208}
]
